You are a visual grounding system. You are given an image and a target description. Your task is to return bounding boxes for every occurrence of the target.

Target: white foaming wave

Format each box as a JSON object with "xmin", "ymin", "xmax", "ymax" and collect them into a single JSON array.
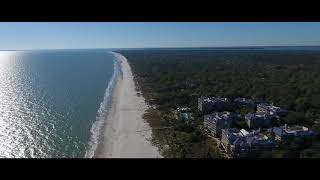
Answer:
[{"xmin": 85, "ymin": 52, "xmax": 121, "ymax": 158}]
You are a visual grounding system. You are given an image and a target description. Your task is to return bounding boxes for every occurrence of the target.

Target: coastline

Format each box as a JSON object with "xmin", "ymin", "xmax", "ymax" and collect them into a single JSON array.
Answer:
[{"xmin": 94, "ymin": 52, "xmax": 161, "ymax": 158}]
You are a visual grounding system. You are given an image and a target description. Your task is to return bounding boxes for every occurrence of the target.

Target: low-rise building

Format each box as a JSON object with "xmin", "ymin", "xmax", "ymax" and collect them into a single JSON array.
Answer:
[
  {"xmin": 221, "ymin": 128, "xmax": 277, "ymax": 158},
  {"xmin": 198, "ymin": 96, "xmax": 231, "ymax": 114},
  {"xmin": 245, "ymin": 112, "xmax": 276, "ymax": 129},
  {"xmin": 268, "ymin": 125, "xmax": 315, "ymax": 141},
  {"xmin": 174, "ymin": 107, "xmax": 194, "ymax": 123},
  {"xmin": 204, "ymin": 111, "xmax": 235, "ymax": 137},
  {"xmin": 179, "ymin": 113, "xmax": 194, "ymax": 123},
  {"xmin": 257, "ymin": 103, "xmax": 288, "ymax": 117}
]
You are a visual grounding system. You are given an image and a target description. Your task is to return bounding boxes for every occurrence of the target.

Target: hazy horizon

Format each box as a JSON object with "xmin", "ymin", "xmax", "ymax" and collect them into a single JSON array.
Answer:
[
  {"xmin": 2, "ymin": 45, "xmax": 320, "ymax": 51},
  {"xmin": 1, "ymin": 22, "xmax": 320, "ymax": 50}
]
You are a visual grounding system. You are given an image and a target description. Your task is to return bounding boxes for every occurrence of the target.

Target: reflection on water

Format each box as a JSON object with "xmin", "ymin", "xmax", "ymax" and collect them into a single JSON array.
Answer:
[{"xmin": 0, "ymin": 50, "xmax": 114, "ymax": 158}]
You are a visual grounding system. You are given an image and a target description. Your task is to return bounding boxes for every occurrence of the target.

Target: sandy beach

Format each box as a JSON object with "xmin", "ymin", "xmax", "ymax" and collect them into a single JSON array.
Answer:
[{"xmin": 94, "ymin": 52, "xmax": 161, "ymax": 158}]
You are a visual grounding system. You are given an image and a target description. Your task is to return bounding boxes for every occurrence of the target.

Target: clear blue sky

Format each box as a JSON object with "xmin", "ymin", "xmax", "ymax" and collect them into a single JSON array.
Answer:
[{"xmin": 1, "ymin": 22, "xmax": 320, "ymax": 50}]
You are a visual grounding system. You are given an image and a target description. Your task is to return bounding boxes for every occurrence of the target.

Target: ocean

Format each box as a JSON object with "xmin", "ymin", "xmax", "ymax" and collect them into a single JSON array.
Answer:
[{"xmin": 0, "ymin": 50, "xmax": 120, "ymax": 158}]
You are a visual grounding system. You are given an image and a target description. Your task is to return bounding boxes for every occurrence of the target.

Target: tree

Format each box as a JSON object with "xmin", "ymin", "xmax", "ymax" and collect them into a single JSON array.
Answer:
[
  {"xmin": 284, "ymin": 112, "xmax": 305, "ymax": 125},
  {"xmin": 295, "ymin": 97, "xmax": 308, "ymax": 111}
]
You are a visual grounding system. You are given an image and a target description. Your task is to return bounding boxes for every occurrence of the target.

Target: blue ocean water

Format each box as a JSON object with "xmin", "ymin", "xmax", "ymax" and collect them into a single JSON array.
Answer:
[{"xmin": 0, "ymin": 50, "xmax": 119, "ymax": 158}]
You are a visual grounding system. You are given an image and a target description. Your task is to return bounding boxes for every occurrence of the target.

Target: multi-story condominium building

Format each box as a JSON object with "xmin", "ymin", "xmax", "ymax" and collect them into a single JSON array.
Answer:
[
  {"xmin": 204, "ymin": 111, "xmax": 235, "ymax": 137},
  {"xmin": 221, "ymin": 128, "xmax": 243, "ymax": 154},
  {"xmin": 221, "ymin": 128, "xmax": 277, "ymax": 158},
  {"xmin": 246, "ymin": 133, "xmax": 278, "ymax": 153},
  {"xmin": 268, "ymin": 125, "xmax": 315, "ymax": 141},
  {"xmin": 257, "ymin": 103, "xmax": 288, "ymax": 117},
  {"xmin": 245, "ymin": 112, "xmax": 277, "ymax": 129},
  {"xmin": 233, "ymin": 97, "xmax": 256, "ymax": 108},
  {"xmin": 198, "ymin": 96, "xmax": 231, "ymax": 114}
]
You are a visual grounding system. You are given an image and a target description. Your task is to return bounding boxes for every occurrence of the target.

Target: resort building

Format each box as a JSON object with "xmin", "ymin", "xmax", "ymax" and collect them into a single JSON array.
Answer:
[
  {"xmin": 204, "ymin": 111, "xmax": 235, "ymax": 137},
  {"xmin": 221, "ymin": 128, "xmax": 277, "ymax": 158},
  {"xmin": 257, "ymin": 103, "xmax": 288, "ymax": 117},
  {"xmin": 268, "ymin": 125, "xmax": 315, "ymax": 141},
  {"xmin": 198, "ymin": 96, "xmax": 231, "ymax": 114},
  {"xmin": 221, "ymin": 128, "xmax": 244, "ymax": 155},
  {"xmin": 233, "ymin": 97, "xmax": 256, "ymax": 108},
  {"xmin": 245, "ymin": 112, "xmax": 276, "ymax": 129}
]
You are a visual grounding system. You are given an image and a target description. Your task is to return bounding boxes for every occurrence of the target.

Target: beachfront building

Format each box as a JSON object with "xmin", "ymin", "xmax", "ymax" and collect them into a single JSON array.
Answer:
[
  {"xmin": 174, "ymin": 107, "xmax": 194, "ymax": 123},
  {"xmin": 257, "ymin": 103, "xmax": 288, "ymax": 117},
  {"xmin": 246, "ymin": 133, "xmax": 278, "ymax": 153},
  {"xmin": 221, "ymin": 128, "xmax": 277, "ymax": 158},
  {"xmin": 198, "ymin": 96, "xmax": 232, "ymax": 114},
  {"xmin": 245, "ymin": 112, "xmax": 276, "ymax": 129},
  {"xmin": 204, "ymin": 111, "xmax": 235, "ymax": 137},
  {"xmin": 221, "ymin": 128, "xmax": 244, "ymax": 155},
  {"xmin": 233, "ymin": 97, "xmax": 256, "ymax": 108},
  {"xmin": 268, "ymin": 125, "xmax": 315, "ymax": 141}
]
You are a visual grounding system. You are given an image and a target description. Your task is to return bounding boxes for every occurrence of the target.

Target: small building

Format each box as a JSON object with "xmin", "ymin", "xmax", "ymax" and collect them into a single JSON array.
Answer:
[
  {"xmin": 204, "ymin": 111, "xmax": 235, "ymax": 137},
  {"xmin": 268, "ymin": 125, "xmax": 315, "ymax": 141},
  {"xmin": 245, "ymin": 112, "xmax": 276, "ymax": 129},
  {"xmin": 221, "ymin": 128, "xmax": 277, "ymax": 158},
  {"xmin": 180, "ymin": 113, "xmax": 194, "ymax": 123},
  {"xmin": 174, "ymin": 107, "xmax": 194, "ymax": 123},
  {"xmin": 176, "ymin": 107, "xmax": 191, "ymax": 112},
  {"xmin": 257, "ymin": 103, "xmax": 288, "ymax": 117},
  {"xmin": 198, "ymin": 96, "xmax": 232, "ymax": 114},
  {"xmin": 233, "ymin": 97, "xmax": 256, "ymax": 108}
]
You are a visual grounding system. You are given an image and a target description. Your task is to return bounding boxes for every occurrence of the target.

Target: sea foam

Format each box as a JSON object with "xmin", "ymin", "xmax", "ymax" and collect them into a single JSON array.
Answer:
[{"xmin": 85, "ymin": 52, "xmax": 121, "ymax": 158}]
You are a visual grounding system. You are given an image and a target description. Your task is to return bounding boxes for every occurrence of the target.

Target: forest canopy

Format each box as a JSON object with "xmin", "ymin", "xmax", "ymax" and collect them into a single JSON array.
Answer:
[{"xmin": 118, "ymin": 49, "xmax": 320, "ymax": 158}]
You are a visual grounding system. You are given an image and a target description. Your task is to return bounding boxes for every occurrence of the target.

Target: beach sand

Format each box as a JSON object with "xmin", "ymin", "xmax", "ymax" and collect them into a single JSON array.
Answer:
[{"xmin": 94, "ymin": 52, "xmax": 161, "ymax": 158}]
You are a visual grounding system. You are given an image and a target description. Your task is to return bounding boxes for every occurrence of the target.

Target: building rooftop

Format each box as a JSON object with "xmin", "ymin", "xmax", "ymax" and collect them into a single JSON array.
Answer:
[
  {"xmin": 286, "ymin": 125, "xmax": 308, "ymax": 132},
  {"xmin": 257, "ymin": 103, "xmax": 288, "ymax": 113},
  {"xmin": 176, "ymin": 107, "xmax": 191, "ymax": 112},
  {"xmin": 257, "ymin": 103, "xmax": 269, "ymax": 108},
  {"xmin": 200, "ymin": 96, "xmax": 230, "ymax": 103},
  {"xmin": 245, "ymin": 112, "xmax": 273, "ymax": 119},
  {"xmin": 269, "ymin": 125, "xmax": 315, "ymax": 137},
  {"xmin": 240, "ymin": 129, "xmax": 250, "ymax": 136},
  {"xmin": 205, "ymin": 111, "xmax": 234, "ymax": 124},
  {"xmin": 180, "ymin": 112, "xmax": 194, "ymax": 121},
  {"xmin": 234, "ymin": 97, "xmax": 255, "ymax": 104},
  {"xmin": 224, "ymin": 128, "xmax": 276, "ymax": 148}
]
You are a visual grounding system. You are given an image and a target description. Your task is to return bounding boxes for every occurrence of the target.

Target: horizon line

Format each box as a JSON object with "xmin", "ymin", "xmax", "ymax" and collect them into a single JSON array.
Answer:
[{"xmin": 2, "ymin": 45, "xmax": 320, "ymax": 51}]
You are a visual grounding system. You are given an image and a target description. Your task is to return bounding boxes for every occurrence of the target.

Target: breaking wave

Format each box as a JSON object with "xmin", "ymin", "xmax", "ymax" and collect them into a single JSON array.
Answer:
[{"xmin": 85, "ymin": 52, "xmax": 121, "ymax": 158}]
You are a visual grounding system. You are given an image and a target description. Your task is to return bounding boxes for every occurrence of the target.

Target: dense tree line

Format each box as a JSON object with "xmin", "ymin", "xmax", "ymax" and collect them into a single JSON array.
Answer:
[{"xmin": 117, "ymin": 49, "xmax": 320, "ymax": 158}]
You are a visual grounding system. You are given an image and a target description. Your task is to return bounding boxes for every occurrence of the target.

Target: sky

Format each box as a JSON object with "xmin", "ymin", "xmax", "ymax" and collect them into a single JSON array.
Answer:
[{"xmin": 0, "ymin": 22, "xmax": 320, "ymax": 50}]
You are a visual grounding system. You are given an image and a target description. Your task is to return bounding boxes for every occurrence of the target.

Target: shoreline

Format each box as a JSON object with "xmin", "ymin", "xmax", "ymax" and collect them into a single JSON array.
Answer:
[{"xmin": 94, "ymin": 52, "xmax": 161, "ymax": 158}]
